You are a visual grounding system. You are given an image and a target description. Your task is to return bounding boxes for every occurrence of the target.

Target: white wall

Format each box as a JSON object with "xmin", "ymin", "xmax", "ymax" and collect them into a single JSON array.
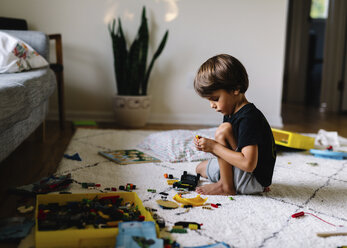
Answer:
[{"xmin": 1, "ymin": 0, "xmax": 287, "ymax": 127}]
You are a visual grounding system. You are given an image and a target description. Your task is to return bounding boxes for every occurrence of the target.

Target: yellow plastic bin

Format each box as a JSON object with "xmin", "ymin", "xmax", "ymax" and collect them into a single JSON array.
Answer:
[
  {"xmin": 272, "ymin": 128, "xmax": 315, "ymax": 150},
  {"xmin": 35, "ymin": 192, "xmax": 157, "ymax": 248}
]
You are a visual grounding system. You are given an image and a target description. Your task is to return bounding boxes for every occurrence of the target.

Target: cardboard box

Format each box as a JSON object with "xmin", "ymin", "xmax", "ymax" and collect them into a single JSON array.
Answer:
[{"xmin": 35, "ymin": 192, "xmax": 157, "ymax": 248}]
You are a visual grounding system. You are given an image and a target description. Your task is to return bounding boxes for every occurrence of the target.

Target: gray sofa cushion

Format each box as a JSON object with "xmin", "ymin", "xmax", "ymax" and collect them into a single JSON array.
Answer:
[
  {"xmin": 0, "ymin": 101, "xmax": 49, "ymax": 162},
  {"xmin": 1, "ymin": 30, "xmax": 49, "ymax": 61},
  {"xmin": 0, "ymin": 68, "xmax": 56, "ymax": 133}
]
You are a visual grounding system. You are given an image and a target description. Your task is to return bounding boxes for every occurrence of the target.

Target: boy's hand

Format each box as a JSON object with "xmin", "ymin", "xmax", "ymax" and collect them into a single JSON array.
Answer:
[
  {"xmin": 194, "ymin": 135, "xmax": 201, "ymax": 150},
  {"xmin": 194, "ymin": 135, "xmax": 216, "ymax": 153}
]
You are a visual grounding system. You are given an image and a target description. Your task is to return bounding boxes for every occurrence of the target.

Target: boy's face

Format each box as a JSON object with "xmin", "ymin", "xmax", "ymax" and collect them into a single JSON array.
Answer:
[{"xmin": 206, "ymin": 89, "xmax": 241, "ymax": 116}]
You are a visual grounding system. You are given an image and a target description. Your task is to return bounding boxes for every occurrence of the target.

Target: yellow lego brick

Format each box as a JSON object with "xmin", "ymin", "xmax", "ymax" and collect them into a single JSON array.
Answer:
[{"xmin": 188, "ymin": 224, "xmax": 198, "ymax": 230}]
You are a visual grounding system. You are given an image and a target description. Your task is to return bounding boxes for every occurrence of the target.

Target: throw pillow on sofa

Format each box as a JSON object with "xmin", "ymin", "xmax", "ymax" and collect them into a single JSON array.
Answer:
[{"xmin": 0, "ymin": 31, "xmax": 48, "ymax": 73}]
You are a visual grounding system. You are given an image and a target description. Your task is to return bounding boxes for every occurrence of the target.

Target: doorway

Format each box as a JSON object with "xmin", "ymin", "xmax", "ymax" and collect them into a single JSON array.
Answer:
[
  {"xmin": 282, "ymin": 0, "xmax": 347, "ymax": 113},
  {"xmin": 306, "ymin": 3, "xmax": 328, "ymax": 107}
]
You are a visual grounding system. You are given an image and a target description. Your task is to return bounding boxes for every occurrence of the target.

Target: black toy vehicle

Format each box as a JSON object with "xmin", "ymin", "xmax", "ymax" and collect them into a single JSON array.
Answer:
[{"xmin": 173, "ymin": 171, "xmax": 200, "ymax": 190}]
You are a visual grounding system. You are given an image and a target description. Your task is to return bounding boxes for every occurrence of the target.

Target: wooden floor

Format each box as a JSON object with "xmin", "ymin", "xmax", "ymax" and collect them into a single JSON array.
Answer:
[
  {"xmin": 280, "ymin": 103, "xmax": 347, "ymax": 137},
  {"xmin": 0, "ymin": 103, "xmax": 346, "ymax": 246}
]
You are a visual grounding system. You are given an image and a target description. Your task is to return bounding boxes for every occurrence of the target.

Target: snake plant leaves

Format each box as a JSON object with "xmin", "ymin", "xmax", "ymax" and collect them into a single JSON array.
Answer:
[
  {"xmin": 109, "ymin": 18, "xmax": 128, "ymax": 94},
  {"xmin": 109, "ymin": 6, "xmax": 168, "ymax": 96}
]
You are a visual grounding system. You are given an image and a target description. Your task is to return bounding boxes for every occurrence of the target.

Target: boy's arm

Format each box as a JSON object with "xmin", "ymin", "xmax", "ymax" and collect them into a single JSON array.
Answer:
[
  {"xmin": 194, "ymin": 136, "xmax": 258, "ymax": 172},
  {"xmin": 212, "ymin": 143, "xmax": 258, "ymax": 172}
]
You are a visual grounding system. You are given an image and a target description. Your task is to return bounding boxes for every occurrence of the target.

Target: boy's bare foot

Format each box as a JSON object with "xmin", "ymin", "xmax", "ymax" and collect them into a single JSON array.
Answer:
[{"xmin": 196, "ymin": 182, "xmax": 236, "ymax": 195}]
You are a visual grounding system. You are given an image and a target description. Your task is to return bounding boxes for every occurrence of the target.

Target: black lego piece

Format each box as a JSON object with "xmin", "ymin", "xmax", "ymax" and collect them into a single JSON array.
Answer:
[{"xmin": 173, "ymin": 171, "xmax": 200, "ymax": 190}]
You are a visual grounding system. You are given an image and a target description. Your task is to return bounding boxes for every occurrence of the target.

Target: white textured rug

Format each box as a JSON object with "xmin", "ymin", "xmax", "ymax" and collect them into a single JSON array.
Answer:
[{"xmin": 53, "ymin": 128, "xmax": 347, "ymax": 247}]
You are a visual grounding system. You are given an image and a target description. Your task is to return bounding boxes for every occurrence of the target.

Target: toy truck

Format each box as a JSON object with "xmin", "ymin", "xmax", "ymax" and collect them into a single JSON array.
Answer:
[{"xmin": 173, "ymin": 171, "xmax": 200, "ymax": 191}]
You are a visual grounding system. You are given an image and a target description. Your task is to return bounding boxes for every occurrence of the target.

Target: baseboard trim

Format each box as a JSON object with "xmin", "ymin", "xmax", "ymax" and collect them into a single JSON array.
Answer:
[
  {"xmin": 47, "ymin": 110, "xmax": 114, "ymax": 123},
  {"xmin": 47, "ymin": 110, "xmax": 283, "ymax": 128}
]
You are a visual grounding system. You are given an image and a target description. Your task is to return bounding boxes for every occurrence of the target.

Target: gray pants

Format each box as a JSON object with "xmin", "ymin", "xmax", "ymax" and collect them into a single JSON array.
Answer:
[{"xmin": 206, "ymin": 158, "xmax": 264, "ymax": 194}]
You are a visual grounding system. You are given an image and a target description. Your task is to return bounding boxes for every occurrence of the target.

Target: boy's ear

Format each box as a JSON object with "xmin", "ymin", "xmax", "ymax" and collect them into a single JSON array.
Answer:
[{"xmin": 233, "ymin": 89, "xmax": 241, "ymax": 95}]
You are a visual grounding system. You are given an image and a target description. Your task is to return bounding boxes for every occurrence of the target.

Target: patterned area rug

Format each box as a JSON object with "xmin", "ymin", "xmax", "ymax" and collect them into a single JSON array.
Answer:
[{"xmin": 34, "ymin": 129, "xmax": 347, "ymax": 247}]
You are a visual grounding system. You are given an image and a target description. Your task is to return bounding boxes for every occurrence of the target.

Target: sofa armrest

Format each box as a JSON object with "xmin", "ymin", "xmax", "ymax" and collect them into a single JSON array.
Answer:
[{"xmin": 0, "ymin": 30, "xmax": 49, "ymax": 61}]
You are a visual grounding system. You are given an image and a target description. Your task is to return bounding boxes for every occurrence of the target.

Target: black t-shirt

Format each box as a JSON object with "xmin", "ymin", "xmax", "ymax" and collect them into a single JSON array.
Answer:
[{"xmin": 223, "ymin": 103, "xmax": 276, "ymax": 187}]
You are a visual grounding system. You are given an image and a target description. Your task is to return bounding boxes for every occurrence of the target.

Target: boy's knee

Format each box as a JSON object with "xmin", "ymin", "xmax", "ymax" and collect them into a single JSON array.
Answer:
[{"xmin": 215, "ymin": 123, "xmax": 232, "ymax": 142}]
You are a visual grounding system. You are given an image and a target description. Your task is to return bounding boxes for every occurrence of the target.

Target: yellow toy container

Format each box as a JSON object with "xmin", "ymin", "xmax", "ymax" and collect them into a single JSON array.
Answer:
[
  {"xmin": 35, "ymin": 192, "xmax": 157, "ymax": 248},
  {"xmin": 271, "ymin": 128, "xmax": 315, "ymax": 150}
]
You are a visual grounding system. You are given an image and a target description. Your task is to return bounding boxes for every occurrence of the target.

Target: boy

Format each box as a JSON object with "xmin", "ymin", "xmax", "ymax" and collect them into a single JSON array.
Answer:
[{"xmin": 193, "ymin": 54, "xmax": 276, "ymax": 195}]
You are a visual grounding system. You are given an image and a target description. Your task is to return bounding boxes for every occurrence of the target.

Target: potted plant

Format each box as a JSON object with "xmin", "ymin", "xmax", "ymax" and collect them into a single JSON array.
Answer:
[{"xmin": 108, "ymin": 7, "xmax": 169, "ymax": 127}]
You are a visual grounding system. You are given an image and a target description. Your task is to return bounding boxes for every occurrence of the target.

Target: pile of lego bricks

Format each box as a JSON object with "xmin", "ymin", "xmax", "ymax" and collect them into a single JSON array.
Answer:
[{"xmin": 37, "ymin": 195, "xmax": 144, "ymax": 230}]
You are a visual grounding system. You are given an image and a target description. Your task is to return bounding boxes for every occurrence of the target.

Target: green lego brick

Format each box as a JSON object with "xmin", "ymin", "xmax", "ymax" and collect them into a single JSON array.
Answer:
[{"xmin": 73, "ymin": 121, "xmax": 97, "ymax": 126}]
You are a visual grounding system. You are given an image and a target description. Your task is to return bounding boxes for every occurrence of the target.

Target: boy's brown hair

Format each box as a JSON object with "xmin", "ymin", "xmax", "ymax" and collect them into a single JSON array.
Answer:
[{"xmin": 194, "ymin": 54, "xmax": 249, "ymax": 97}]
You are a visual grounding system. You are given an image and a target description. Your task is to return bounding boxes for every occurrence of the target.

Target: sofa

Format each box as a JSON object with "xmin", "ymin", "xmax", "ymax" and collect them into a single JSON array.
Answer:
[{"xmin": 0, "ymin": 30, "xmax": 56, "ymax": 162}]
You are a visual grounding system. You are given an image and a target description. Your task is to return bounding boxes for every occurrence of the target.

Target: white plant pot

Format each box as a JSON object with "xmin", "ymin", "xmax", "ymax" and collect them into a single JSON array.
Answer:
[{"xmin": 112, "ymin": 95, "xmax": 151, "ymax": 128}]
